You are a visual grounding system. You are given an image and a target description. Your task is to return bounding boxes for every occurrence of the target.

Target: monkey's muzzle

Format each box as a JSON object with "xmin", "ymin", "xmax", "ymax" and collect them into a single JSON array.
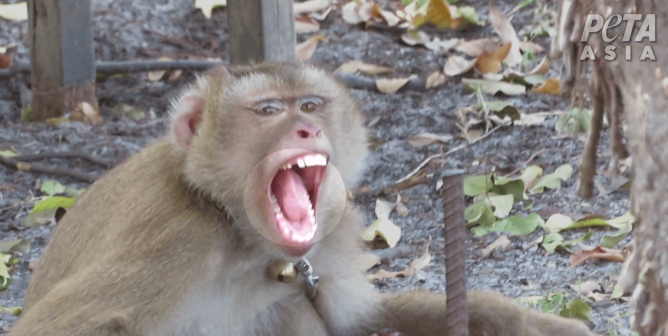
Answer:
[{"xmin": 268, "ymin": 152, "xmax": 328, "ymax": 246}]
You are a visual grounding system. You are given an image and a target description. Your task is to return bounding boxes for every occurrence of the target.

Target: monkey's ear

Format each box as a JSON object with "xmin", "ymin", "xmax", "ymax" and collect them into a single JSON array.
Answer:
[{"xmin": 171, "ymin": 94, "xmax": 205, "ymax": 150}]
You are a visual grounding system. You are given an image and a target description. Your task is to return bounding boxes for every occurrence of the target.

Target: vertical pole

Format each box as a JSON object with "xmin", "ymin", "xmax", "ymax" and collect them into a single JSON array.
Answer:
[
  {"xmin": 28, "ymin": 0, "xmax": 98, "ymax": 121},
  {"xmin": 227, "ymin": 0, "xmax": 297, "ymax": 65}
]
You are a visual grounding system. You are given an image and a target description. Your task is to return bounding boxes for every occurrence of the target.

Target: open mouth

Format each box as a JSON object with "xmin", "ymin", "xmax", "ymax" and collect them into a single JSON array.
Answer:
[{"xmin": 268, "ymin": 152, "xmax": 328, "ymax": 245}]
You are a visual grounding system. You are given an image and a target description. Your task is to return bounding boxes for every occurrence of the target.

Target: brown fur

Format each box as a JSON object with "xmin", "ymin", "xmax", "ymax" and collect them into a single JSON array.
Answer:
[{"xmin": 10, "ymin": 63, "xmax": 596, "ymax": 336}]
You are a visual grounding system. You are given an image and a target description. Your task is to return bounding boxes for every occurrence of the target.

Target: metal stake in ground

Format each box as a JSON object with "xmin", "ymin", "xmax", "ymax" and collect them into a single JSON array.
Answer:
[{"xmin": 442, "ymin": 170, "xmax": 468, "ymax": 336}]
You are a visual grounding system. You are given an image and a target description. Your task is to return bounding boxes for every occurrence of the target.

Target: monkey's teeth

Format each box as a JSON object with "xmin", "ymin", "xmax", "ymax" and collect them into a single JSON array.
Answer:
[
  {"xmin": 297, "ymin": 159, "xmax": 305, "ymax": 168},
  {"xmin": 304, "ymin": 154, "xmax": 327, "ymax": 167}
]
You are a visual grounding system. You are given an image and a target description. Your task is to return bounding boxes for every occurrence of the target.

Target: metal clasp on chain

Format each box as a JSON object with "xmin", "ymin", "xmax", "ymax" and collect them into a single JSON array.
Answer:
[{"xmin": 295, "ymin": 259, "xmax": 319, "ymax": 301}]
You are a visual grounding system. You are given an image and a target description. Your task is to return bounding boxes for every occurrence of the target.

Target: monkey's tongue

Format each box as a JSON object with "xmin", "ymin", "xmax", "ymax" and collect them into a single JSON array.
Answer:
[{"xmin": 271, "ymin": 169, "xmax": 311, "ymax": 223}]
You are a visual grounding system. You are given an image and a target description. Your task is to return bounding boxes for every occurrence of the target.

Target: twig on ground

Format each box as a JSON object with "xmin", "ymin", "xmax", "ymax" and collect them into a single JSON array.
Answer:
[
  {"xmin": 394, "ymin": 124, "xmax": 505, "ymax": 184},
  {"xmin": 11, "ymin": 151, "xmax": 115, "ymax": 169},
  {"xmin": 351, "ymin": 171, "xmax": 430, "ymax": 198},
  {"xmin": 503, "ymin": 148, "xmax": 570, "ymax": 177},
  {"xmin": 368, "ymin": 245, "xmax": 414, "ymax": 262},
  {"xmin": 0, "ymin": 156, "xmax": 97, "ymax": 183}
]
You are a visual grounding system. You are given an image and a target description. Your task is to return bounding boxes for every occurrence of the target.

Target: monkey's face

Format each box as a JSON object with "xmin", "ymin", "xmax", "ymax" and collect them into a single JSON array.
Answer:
[{"xmin": 172, "ymin": 64, "xmax": 368, "ymax": 256}]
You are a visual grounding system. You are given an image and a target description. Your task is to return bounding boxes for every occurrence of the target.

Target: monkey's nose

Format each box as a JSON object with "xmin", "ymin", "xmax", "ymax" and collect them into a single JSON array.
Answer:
[{"xmin": 295, "ymin": 126, "xmax": 322, "ymax": 139}]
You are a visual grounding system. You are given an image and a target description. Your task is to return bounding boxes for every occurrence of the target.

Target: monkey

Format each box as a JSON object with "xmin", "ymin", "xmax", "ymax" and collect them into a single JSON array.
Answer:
[{"xmin": 8, "ymin": 63, "xmax": 597, "ymax": 336}]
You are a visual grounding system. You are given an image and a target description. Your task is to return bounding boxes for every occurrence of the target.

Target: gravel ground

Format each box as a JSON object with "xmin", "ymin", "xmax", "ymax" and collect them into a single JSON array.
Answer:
[{"xmin": 0, "ymin": 0, "xmax": 632, "ymax": 334}]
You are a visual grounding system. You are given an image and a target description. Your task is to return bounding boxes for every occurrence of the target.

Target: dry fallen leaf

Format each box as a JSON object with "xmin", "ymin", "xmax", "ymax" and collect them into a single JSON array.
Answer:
[
  {"xmin": 71, "ymin": 102, "xmax": 103, "ymax": 124},
  {"xmin": 341, "ymin": 1, "xmax": 374, "ymax": 24},
  {"xmin": 425, "ymin": 71, "xmax": 446, "ymax": 89},
  {"xmin": 475, "ymin": 42, "xmax": 512, "ymax": 74},
  {"xmin": 371, "ymin": 236, "xmax": 432, "ymax": 280},
  {"xmin": 0, "ymin": 53, "xmax": 10, "ymax": 69},
  {"xmin": 413, "ymin": 0, "xmax": 453, "ymax": 28},
  {"xmin": 372, "ymin": 4, "xmax": 401, "ymax": 27},
  {"xmin": 293, "ymin": 0, "xmax": 330, "ymax": 15},
  {"xmin": 444, "ymin": 56, "xmax": 477, "ymax": 76},
  {"xmin": 481, "ymin": 235, "xmax": 511, "ymax": 258},
  {"xmin": 406, "ymin": 133, "xmax": 453, "ymax": 148},
  {"xmin": 336, "ymin": 60, "xmax": 395, "ymax": 75},
  {"xmin": 295, "ymin": 35, "xmax": 326, "ymax": 60},
  {"xmin": 395, "ymin": 202, "xmax": 408, "ymax": 217},
  {"xmin": 194, "ymin": 0, "xmax": 226, "ymax": 19},
  {"xmin": 295, "ymin": 15, "xmax": 321, "ymax": 33},
  {"xmin": 487, "ymin": 6, "xmax": 523, "ymax": 66},
  {"xmin": 569, "ymin": 246, "xmax": 625, "ymax": 268},
  {"xmin": 0, "ymin": 2, "xmax": 28, "ymax": 21},
  {"xmin": 519, "ymin": 40, "xmax": 544, "ymax": 53},
  {"xmin": 28, "ymin": 258, "xmax": 39, "ymax": 271},
  {"xmin": 533, "ymin": 78, "xmax": 561, "ymax": 95},
  {"xmin": 571, "ymin": 280, "xmax": 604, "ymax": 296},
  {"xmin": 401, "ymin": 30, "xmax": 459, "ymax": 52},
  {"xmin": 147, "ymin": 56, "xmax": 171, "ymax": 81},
  {"xmin": 455, "ymin": 38, "xmax": 499, "ymax": 57},
  {"xmin": 376, "ymin": 75, "xmax": 416, "ymax": 93},
  {"xmin": 361, "ymin": 199, "xmax": 403, "ymax": 247}
]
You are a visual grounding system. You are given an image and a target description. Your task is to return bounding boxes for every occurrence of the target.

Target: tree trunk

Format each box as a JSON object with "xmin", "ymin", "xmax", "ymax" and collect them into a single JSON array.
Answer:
[{"xmin": 599, "ymin": 1, "xmax": 668, "ymax": 335}]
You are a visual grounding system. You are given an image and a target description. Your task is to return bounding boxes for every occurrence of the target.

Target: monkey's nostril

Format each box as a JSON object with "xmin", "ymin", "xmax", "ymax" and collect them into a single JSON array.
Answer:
[
  {"xmin": 297, "ymin": 130, "xmax": 310, "ymax": 139},
  {"xmin": 315, "ymin": 130, "xmax": 322, "ymax": 137}
]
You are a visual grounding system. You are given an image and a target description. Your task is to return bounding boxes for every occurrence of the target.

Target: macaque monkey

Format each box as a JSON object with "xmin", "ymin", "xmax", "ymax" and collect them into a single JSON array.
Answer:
[{"xmin": 9, "ymin": 63, "xmax": 597, "ymax": 336}]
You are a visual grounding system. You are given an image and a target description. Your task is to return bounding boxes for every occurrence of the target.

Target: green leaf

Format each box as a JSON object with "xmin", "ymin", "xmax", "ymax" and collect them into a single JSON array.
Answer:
[
  {"xmin": 487, "ymin": 213, "xmax": 544, "ymax": 236},
  {"xmin": 416, "ymin": 0, "xmax": 430, "ymax": 7},
  {"xmin": 40, "ymin": 180, "xmax": 67, "ymax": 196},
  {"xmin": 559, "ymin": 298, "xmax": 592, "ymax": 321},
  {"xmin": 523, "ymin": 74, "xmax": 548, "ymax": 86},
  {"xmin": 21, "ymin": 104, "xmax": 33, "ymax": 122},
  {"xmin": 516, "ymin": 0, "xmax": 535, "ymax": 9},
  {"xmin": 531, "ymin": 164, "xmax": 573, "ymax": 192},
  {"xmin": 488, "ymin": 194, "xmax": 514, "ymax": 218},
  {"xmin": 556, "ymin": 108, "xmax": 593, "ymax": 133},
  {"xmin": 402, "ymin": 0, "xmax": 415, "ymax": 4},
  {"xmin": 0, "ymin": 239, "xmax": 30, "ymax": 255},
  {"xmin": 521, "ymin": 165, "xmax": 543, "ymax": 190},
  {"xmin": 472, "ymin": 101, "xmax": 521, "ymax": 121},
  {"xmin": 463, "ymin": 174, "xmax": 494, "ymax": 197},
  {"xmin": 462, "ymin": 79, "xmax": 527, "ymax": 96},
  {"xmin": 465, "ymin": 201, "xmax": 495, "ymax": 227},
  {"xmin": 542, "ymin": 231, "xmax": 594, "ymax": 254},
  {"xmin": 112, "ymin": 103, "xmax": 146, "ymax": 121},
  {"xmin": 457, "ymin": 6, "xmax": 480, "ymax": 25},
  {"xmin": 600, "ymin": 214, "xmax": 633, "ymax": 248},
  {"xmin": 0, "ymin": 253, "xmax": 11, "ymax": 289},
  {"xmin": 0, "ymin": 150, "xmax": 17, "ymax": 157},
  {"xmin": 490, "ymin": 176, "xmax": 527, "ymax": 201},
  {"xmin": 544, "ymin": 214, "xmax": 576, "ymax": 233},
  {"xmin": 0, "ymin": 306, "xmax": 22, "ymax": 315},
  {"xmin": 31, "ymin": 196, "xmax": 76, "ymax": 214}
]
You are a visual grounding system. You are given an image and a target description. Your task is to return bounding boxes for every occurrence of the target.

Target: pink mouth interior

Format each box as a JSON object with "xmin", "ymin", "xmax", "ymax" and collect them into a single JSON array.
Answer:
[{"xmin": 269, "ymin": 156, "xmax": 326, "ymax": 245}]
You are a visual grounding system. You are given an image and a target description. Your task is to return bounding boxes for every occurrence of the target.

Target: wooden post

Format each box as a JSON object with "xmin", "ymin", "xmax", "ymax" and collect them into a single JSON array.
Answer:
[
  {"xmin": 227, "ymin": 0, "xmax": 297, "ymax": 65},
  {"xmin": 28, "ymin": 0, "xmax": 98, "ymax": 121}
]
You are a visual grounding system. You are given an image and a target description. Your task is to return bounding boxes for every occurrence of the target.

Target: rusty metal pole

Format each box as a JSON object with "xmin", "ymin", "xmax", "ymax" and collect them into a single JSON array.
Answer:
[{"xmin": 442, "ymin": 169, "xmax": 468, "ymax": 336}]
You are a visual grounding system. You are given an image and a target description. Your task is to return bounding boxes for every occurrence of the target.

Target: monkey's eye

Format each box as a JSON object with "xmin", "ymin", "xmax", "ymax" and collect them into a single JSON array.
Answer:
[
  {"xmin": 254, "ymin": 102, "xmax": 284, "ymax": 116},
  {"xmin": 299, "ymin": 98, "xmax": 323, "ymax": 113}
]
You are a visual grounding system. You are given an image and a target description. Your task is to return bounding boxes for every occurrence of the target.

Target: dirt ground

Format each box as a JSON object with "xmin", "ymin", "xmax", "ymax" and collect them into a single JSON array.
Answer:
[{"xmin": 0, "ymin": 0, "xmax": 632, "ymax": 334}]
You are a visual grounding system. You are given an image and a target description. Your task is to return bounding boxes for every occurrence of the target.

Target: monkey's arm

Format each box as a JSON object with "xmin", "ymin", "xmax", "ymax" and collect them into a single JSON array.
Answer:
[
  {"xmin": 9, "ymin": 260, "xmax": 185, "ymax": 336},
  {"xmin": 380, "ymin": 290, "xmax": 597, "ymax": 336}
]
